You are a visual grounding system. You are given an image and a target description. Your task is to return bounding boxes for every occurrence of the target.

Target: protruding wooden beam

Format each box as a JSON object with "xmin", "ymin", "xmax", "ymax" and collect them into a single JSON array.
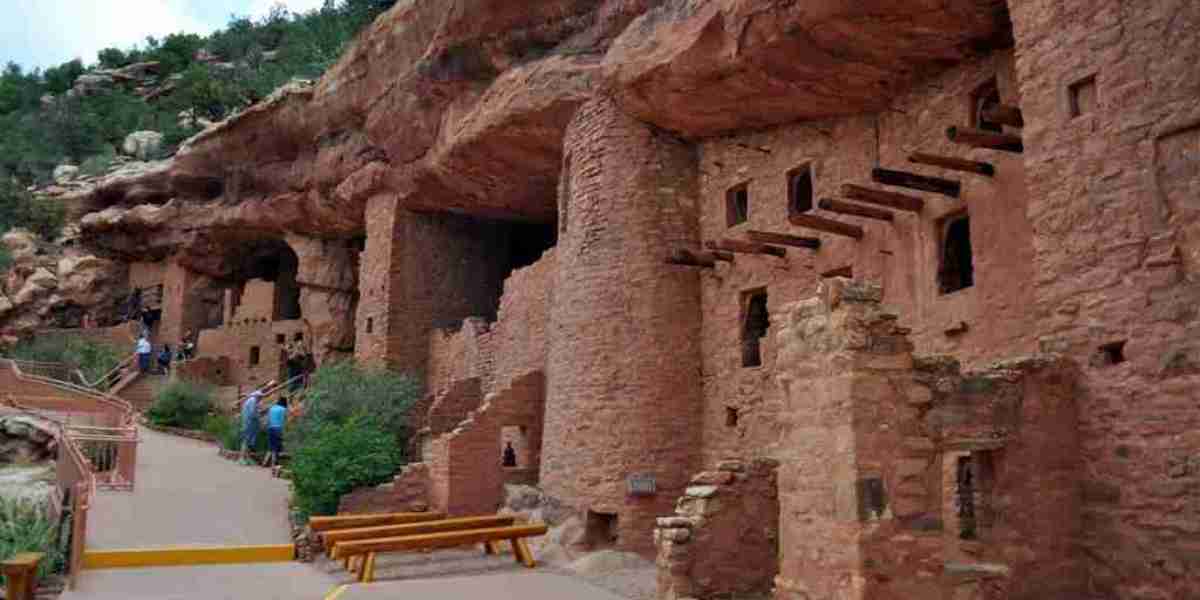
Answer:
[
  {"xmin": 746, "ymin": 230, "xmax": 821, "ymax": 250},
  {"xmin": 980, "ymin": 102, "xmax": 1024, "ymax": 127},
  {"xmin": 871, "ymin": 168, "xmax": 961, "ymax": 198},
  {"xmin": 908, "ymin": 153, "xmax": 995, "ymax": 177},
  {"xmin": 705, "ymin": 239, "xmax": 786, "ymax": 258},
  {"xmin": 946, "ymin": 126, "xmax": 1023, "ymax": 153},
  {"xmin": 666, "ymin": 248, "xmax": 733, "ymax": 268},
  {"xmin": 817, "ymin": 198, "xmax": 894, "ymax": 222},
  {"xmin": 841, "ymin": 184, "xmax": 924, "ymax": 213},
  {"xmin": 788, "ymin": 213, "xmax": 864, "ymax": 240}
]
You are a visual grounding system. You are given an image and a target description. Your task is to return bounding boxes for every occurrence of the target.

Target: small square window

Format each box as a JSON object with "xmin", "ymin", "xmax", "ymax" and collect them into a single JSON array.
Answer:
[
  {"xmin": 275, "ymin": 334, "xmax": 285, "ymax": 344},
  {"xmin": 787, "ymin": 164, "xmax": 814, "ymax": 215},
  {"xmin": 1098, "ymin": 340, "xmax": 1126, "ymax": 366},
  {"xmin": 726, "ymin": 183, "xmax": 749, "ymax": 227},
  {"xmin": 294, "ymin": 332, "xmax": 303, "ymax": 341},
  {"xmin": 1069, "ymin": 75, "xmax": 1097, "ymax": 118},
  {"xmin": 938, "ymin": 214, "xmax": 974, "ymax": 295}
]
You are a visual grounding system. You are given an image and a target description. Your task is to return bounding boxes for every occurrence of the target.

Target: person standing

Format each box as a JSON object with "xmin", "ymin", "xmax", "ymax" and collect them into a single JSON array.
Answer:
[
  {"xmin": 263, "ymin": 397, "xmax": 288, "ymax": 468},
  {"xmin": 135, "ymin": 335, "xmax": 152, "ymax": 373},
  {"xmin": 502, "ymin": 441, "xmax": 517, "ymax": 467},
  {"xmin": 238, "ymin": 382, "xmax": 272, "ymax": 465},
  {"xmin": 157, "ymin": 344, "xmax": 172, "ymax": 375}
]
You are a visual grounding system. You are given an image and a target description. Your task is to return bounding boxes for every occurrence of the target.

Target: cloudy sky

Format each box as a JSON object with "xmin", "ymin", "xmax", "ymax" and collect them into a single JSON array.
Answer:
[{"xmin": 1, "ymin": 0, "xmax": 328, "ymax": 71}]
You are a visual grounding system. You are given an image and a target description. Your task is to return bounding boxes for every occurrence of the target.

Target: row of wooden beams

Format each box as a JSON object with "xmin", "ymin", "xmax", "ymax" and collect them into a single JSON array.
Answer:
[
  {"xmin": 947, "ymin": 126, "xmax": 1023, "ymax": 153},
  {"xmin": 746, "ymin": 230, "xmax": 821, "ymax": 250},
  {"xmin": 908, "ymin": 153, "xmax": 995, "ymax": 177},
  {"xmin": 871, "ymin": 167, "xmax": 961, "ymax": 198},
  {"xmin": 981, "ymin": 102, "xmax": 1024, "ymax": 128},
  {"xmin": 817, "ymin": 198, "xmax": 893, "ymax": 222},
  {"xmin": 841, "ymin": 184, "xmax": 924, "ymax": 213},
  {"xmin": 788, "ymin": 213, "xmax": 864, "ymax": 239},
  {"xmin": 666, "ymin": 248, "xmax": 733, "ymax": 268},
  {"xmin": 705, "ymin": 239, "xmax": 786, "ymax": 258}
]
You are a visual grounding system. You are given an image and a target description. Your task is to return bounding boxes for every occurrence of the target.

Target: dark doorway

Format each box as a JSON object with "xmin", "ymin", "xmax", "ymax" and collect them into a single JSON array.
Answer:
[
  {"xmin": 741, "ymin": 289, "xmax": 769, "ymax": 367},
  {"xmin": 788, "ymin": 165, "xmax": 814, "ymax": 215},
  {"xmin": 938, "ymin": 215, "xmax": 974, "ymax": 294}
]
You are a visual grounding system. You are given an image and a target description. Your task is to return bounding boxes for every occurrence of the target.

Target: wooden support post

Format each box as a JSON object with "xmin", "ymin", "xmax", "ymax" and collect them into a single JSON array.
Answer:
[
  {"xmin": 788, "ymin": 213, "xmax": 864, "ymax": 240},
  {"xmin": 946, "ymin": 126, "xmax": 1023, "ymax": 153},
  {"xmin": 817, "ymin": 198, "xmax": 894, "ymax": 222},
  {"xmin": 871, "ymin": 168, "xmax": 961, "ymax": 198},
  {"xmin": 840, "ymin": 184, "xmax": 924, "ymax": 213},
  {"xmin": 510, "ymin": 538, "xmax": 536, "ymax": 568},
  {"xmin": 2, "ymin": 553, "xmax": 42, "ymax": 600},
  {"xmin": 704, "ymin": 239, "xmax": 786, "ymax": 258},
  {"xmin": 359, "ymin": 552, "xmax": 376, "ymax": 583},
  {"xmin": 666, "ymin": 248, "xmax": 733, "ymax": 268},
  {"xmin": 980, "ymin": 102, "xmax": 1024, "ymax": 127},
  {"xmin": 745, "ymin": 230, "xmax": 821, "ymax": 250},
  {"xmin": 908, "ymin": 153, "xmax": 995, "ymax": 177}
]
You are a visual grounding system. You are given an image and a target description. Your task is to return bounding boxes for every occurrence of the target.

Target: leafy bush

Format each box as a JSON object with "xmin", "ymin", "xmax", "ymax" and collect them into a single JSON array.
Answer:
[
  {"xmin": 287, "ymin": 360, "xmax": 421, "ymax": 453},
  {"xmin": 0, "ymin": 497, "xmax": 65, "ymax": 584},
  {"xmin": 290, "ymin": 416, "xmax": 400, "ymax": 517},
  {"xmin": 0, "ymin": 180, "xmax": 65, "ymax": 240},
  {"xmin": 6, "ymin": 335, "xmax": 123, "ymax": 384},
  {"xmin": 79, "ymin": 148, "xmax": 118, "ymax": 177},
  {"xmin": 147, "ymin": 380, "xmax": 214, "ymax": 429}
]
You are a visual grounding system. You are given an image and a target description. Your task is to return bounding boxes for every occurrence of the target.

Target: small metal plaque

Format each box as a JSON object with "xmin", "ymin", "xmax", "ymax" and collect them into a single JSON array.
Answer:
[{"xmin": 627, "ymin": 473, "xmax": 656, "ymax": 497}]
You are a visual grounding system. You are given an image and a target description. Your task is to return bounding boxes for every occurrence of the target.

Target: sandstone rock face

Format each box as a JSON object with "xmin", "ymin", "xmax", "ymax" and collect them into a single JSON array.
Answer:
[{"xmin": 121, "ymin": 131, "xmax": 165, "ymax": 160}]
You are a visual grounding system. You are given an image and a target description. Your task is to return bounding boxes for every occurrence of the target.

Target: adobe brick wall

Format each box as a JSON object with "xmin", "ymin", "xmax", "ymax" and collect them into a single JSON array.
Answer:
[
  {"xmin": 425, "ymin": 377, "xmax": 483, "ymax": 435},
  {"xmin": 542, "ymin": 97, "xmax": 703, "ymax": 557},
  {"xmin": 697, "ymin": 50, "xmax": 1037, "ymax": 468},
  {"xmin": 771, "ymin": 278, "xmax": 1082, "ymax": 600},
  {"xmin": 1005, "ymin": 2, "xmax": 1200, "ymax": 597},
  {"xmin": 127, "ymin": 261, "xmax": 165, "ymax": 291},
  {"xmin": 195, "ymin": 319, "xmax": 305, "ymax": 387}
]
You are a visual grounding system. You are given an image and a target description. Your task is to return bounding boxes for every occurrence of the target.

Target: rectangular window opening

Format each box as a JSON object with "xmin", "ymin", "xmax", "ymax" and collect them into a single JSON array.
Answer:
[
  {"xmin": 584, "ymin": 510, "xmax": 619, "ymax": 549},
  {"xmin": 725, "ymin": 406, "xmax": 739, "ymax": 428},
  {"xmin": 741, "ymin": 289, "xmax": 769, "ymax": 368},
  {"xmin": 293, "ymin": 332, "xmax": 303, "ymax": 341},
  {"xmin": 788, "ymin": 164, "xmax": 814, "ymax": 215},
  {"xmin": 249, "ymin": 346, "xmax": 260, "ymax": 366},
  {"xmin": 970, "ymin": 78, "xmax": 1003, "ymax": 133},
  {"xmin": 275, "ymin": 334, "xmax": 285, "ymax": 344},
  {"xmin": 1099, "ymin": 340, "xmax": 1127, "ymax": 366},
  {"xmin": 726, "ymin": 183, "xmax": 749, "ymax": 227},
  {"xmin": 1069, "ymin": 75, "xmax": 1097, "ymax": 118},
  {"xmin": 938, "ymin": 214, "xmax": 974, "ymax": 295},
  {"xmin": 366, "ymin": 317, "xmax": 374, "ymax": 334},
  {"xmin": 955, "ymin": 451, "xmax": 995, "ymax": 540}
]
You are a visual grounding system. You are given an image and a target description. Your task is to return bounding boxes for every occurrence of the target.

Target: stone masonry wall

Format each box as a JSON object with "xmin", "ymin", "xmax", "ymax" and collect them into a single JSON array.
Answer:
[
  {"xmin": 543, "ymin": 97, "xmax": 703, "ymax": 557},
  {"xmin": 698, "ymin": 50, "xmax": 1037, "ymax": 469},
  {"xmin": 1007, "ymin": 1, "xmax": 1200, "ymax": 597}
]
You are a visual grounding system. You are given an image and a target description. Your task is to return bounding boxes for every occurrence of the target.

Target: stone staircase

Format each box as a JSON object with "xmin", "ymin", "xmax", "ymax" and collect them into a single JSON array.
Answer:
[{"xmin": 114, "ymin": 372, "xmax": 167, "ymax": 412}]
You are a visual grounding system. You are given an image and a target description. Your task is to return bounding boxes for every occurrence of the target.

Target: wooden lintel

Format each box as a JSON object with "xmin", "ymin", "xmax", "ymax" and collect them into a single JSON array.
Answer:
[
  {"xmin": 908, "ymin": 153, "xmax": 995, "ymax": 177},
  {"xmin": 667, "ymin": 248, "xmax": 732, "ymax": 268},
  {"xmin": 788, "ymin": 213, "xmax": 864, "ymax": 240},
  {"xmin": 840, "ymin": 184, "xmax": 924, "ymax": 213},
  {"xmin": 980, "ymin": 102, "xmax": 1024, "ymax": 127},
  {"xmin": 871, "ymin": 168, "xmax": 961, "ymax": 198},
  {"xmin": 817, "ymin": 198, "xmax": 894, "ymax": 222},
  {"xmin": 745, "ymin": 230, "xmax": 821, "ymax": 250},
  {"xmin": 946, "ymin": 126, "xmax": 1023, "ymax": 153},
  {"xmin": 705, "ymin": 239, "xmax": 786, "ymax": 258}
]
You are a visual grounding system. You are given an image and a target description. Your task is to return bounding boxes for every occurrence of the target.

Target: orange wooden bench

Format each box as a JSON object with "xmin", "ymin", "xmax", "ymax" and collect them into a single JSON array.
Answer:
[
  {"xmin": 308, "ymin": 511, "xmax": 447, "ymax": 533},
  {"xmin": 334, "ymin": 523, "xmax": 549, "ymax": 583},
  {"xmin": 322, "ymin": 515, "xmax": 516, "ymax": 554},
  {"xmin": 2, "ymin": 552, "xmax": 43, "ymax": 600}
]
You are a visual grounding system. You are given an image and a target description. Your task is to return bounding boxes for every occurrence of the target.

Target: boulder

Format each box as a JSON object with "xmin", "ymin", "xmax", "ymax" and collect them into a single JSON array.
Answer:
[
  {"xmin": 53, "ymin": 164, "xmax": 80, "ymax": 184},
  {"xmin": 12, "ymin": 268, "xmax": 57, "ymax": 306},
  {"xmin": 1, "ymin": 230, "xmax": 39, "ymax": 262},
  {"xmin": 122, "ymin": 131, "xmax": 165, "ymax": 160}
]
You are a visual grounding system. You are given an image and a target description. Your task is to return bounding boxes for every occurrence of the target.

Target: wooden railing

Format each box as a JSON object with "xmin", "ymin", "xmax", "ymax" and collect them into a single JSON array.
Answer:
[{"xmin": 74, "ymin": 354, "xmax": 135, "ymax": 392}]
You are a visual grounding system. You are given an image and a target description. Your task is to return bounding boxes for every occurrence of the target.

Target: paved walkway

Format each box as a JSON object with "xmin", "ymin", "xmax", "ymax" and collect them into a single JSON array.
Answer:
[
  {"xmin": 60, "ymin": 563, "xmax": 339, "ymax": 600},
  {"xmin": 335, "ymin": 571, "xmax": 630, "ymax": 600},
  {"xmin": 87, "ymin": 426, "xmax": 292, "ymax": 548}
]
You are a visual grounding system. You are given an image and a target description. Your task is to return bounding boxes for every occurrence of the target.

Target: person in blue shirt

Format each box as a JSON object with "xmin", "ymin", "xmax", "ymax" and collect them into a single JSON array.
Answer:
[{"xmin": 263, "ymin": 397, "xmax": 288, "ymax": 468}]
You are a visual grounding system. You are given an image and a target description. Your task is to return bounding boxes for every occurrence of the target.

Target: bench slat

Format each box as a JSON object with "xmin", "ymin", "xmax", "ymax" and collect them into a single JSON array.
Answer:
[
  {"xmin": 337, "ymin": 524, "xmax": 548, "ymax": 556},
  {"xmin": 309, "ymin": 511, "xmax": 447, "ymax": 532},
  {"xmin": 326, "ymin": 515, "xmax": 516, "ymax": 554}
]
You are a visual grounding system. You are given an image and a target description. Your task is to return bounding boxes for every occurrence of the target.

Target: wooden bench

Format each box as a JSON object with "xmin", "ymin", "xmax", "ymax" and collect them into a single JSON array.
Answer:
[
  {"xmin": 335, "ymin": 524, "xmax": 549, "ymax": 583},
  {"xmin": 323, "ymin": 515, "xmax": 516, "ymax": 554},
  {"xmin": 309, "ymin": 511, "xmax": 447, "ymax": 533},
  {"xmin": 2, "ymin": 552, "xmax": 43, "ymax": 600}
]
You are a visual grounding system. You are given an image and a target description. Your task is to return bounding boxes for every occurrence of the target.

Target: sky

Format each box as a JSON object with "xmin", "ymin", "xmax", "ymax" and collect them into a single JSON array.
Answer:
[{"xmin": 1, "ymin": 0, "xmax": 328, "ymax": 72}]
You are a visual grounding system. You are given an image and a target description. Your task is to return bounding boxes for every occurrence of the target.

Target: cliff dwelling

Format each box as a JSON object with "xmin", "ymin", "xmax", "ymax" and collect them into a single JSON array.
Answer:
[{"xmin": 3, "ymin": 1, "xmax": 1199, "ymax": 599}]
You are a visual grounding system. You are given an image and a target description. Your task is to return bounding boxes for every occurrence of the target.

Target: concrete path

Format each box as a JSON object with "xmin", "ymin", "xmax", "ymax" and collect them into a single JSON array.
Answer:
[
  {"xmin": 335, "ymin": 571, "xmax": 631, "ymax": 600},
  {"xmin": 60, "ymin": 563, "xmax": 339, "ymax": 600},
  {"xmin": 87, "ymin": 426, "xmax": 292, "ymax": 548}
]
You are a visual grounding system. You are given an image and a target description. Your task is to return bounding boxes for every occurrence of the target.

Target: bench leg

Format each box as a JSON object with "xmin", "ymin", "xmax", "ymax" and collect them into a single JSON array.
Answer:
[
  {"xmin": 517, "ymin": 538, "xmax": 536, "ymax": 568},
  {"xmin": 359, "ymin": 553, "xmax": 376, "ymax": 584}
]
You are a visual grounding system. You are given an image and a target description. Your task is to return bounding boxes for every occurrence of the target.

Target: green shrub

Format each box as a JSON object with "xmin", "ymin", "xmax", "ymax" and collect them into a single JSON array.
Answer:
[
  {"xmin": 0, "ymin": 496, "xmax": 65, "ymax": 585},
  {"xmin": 287, "ymin": 360, "xmax": 421, "ymax": 453},
  {"xmin": 0, "ymin": 180, "xmax": 65, "ymax": 240},
  {"xmin": 6, "ymin": 335, "xmax": 123, "ymax": 384},
  {"xmin": 78, "ymin": 149, "xmax": 118, "ymax": 177},
  {"xmin": 147, "ymin": 380, "xmax": 214, "ymax": 430},
  {"xmin": 290, "ymin": 416, "xmax": 400, "ymax": 518}
]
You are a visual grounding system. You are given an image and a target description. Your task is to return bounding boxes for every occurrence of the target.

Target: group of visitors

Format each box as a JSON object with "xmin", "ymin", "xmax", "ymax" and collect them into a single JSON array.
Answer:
[
  {"xmin": 239, "ymin": 380, "xmax": 289, "ymax": 468},
  {"xmin": 132, "ymin": 329, "xmax": 198, "ymax": 375}
]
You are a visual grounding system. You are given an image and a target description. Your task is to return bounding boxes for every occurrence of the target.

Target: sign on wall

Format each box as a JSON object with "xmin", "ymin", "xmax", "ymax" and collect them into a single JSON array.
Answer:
[{"xmin": 627, "ymin": 473, "xmax": 656, "ymax": 497}]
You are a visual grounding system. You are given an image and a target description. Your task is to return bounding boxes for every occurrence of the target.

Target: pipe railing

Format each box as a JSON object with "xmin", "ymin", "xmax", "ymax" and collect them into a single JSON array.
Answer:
[{"xmin": 3, "ymin": 360, "xmax": 135, "ymax": 425}]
